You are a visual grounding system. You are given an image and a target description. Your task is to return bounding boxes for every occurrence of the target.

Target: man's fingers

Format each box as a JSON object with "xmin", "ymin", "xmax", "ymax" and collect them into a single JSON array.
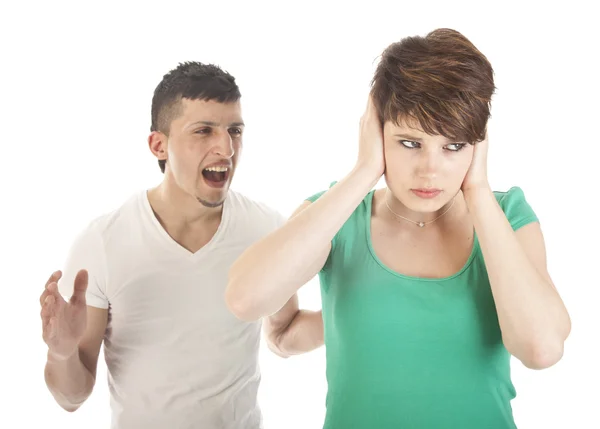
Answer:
[
  {"xmin": 39, "ymin": 289, "xmax": 51, "ymax": 307},
  {"xmin": 41, "ymin": 294, "xmax": 57, "ymax": 318},
  {"xmin": 41, "ymin": 297, "xmax": 59, "ymax": 344},
  {"xmin": 45, "ymin": 271, "xmax": 62, "ymax": 289},
  {"xmin": 41, "ymin": 271, "xmax": 62, "ymax": 306},
  {"xmin": 70, "ymin": 269, "xmax": 88, "ymax": 305},
  {"xmin": 40, "ymin": 296, "xmax": 51, "ymax": 323},
  {"xmin": 43, "ymin": 317, "xmax": 58, "ymax": 343},
  {"xmin": 46, "ymin": 282, "xmax": 67, "ymax": 307},
  {"xmin": 48, "ymin": 317, "xmax": 58, "ymax": 340}
]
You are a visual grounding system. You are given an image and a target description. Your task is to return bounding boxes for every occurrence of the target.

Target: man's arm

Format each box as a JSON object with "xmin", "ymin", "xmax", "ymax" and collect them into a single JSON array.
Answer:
[
  {"xmin": 41, "ymin": 270, "xmax": 108, "ymax": 411},
  {"xmin": 44, "ymin": 306, "xmax": 107, "ymax": 411},
  {"xmin": 264, "ymin": 293, "xmax": 324, "ymax": 358}
]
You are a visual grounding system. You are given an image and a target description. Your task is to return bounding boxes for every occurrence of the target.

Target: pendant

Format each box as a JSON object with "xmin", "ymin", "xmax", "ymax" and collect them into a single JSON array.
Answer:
[{"xmin": 417, "ymin": 222, "xmax": 425, "ymax": 227}]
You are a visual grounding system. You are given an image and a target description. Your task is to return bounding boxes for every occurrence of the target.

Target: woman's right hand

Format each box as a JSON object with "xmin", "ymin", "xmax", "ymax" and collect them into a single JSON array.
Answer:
[{"xmin": 356, "ymin": 95, "xmax": 385, "ymax": 180}]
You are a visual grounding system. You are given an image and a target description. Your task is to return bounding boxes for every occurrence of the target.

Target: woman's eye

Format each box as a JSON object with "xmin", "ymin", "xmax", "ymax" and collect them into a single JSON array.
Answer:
[
  {"xmin": 400, "ymin": 140, "xmax": 419, "ymax": 149},
  {"xmin": 446, "ymin": 143, "xmax": 466, "ymax": 152}
]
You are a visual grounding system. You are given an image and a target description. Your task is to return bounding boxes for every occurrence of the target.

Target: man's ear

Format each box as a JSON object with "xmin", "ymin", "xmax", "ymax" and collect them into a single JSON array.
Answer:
[{"xmin": 148, "ymin": 131, "xmax": 168, "ymax": 161}]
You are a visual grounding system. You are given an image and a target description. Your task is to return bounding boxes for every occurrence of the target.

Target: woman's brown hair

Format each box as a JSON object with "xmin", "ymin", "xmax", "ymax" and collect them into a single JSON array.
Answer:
[{"xmin": 371, "ymin": 28, "xmax": 495, "ymax": 144}]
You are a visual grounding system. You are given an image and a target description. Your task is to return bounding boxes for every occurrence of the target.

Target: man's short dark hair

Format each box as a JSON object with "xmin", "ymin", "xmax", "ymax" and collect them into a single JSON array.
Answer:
[{"xmin": 150, "ymin": 62, "xmax": 241, "ymax": 173}]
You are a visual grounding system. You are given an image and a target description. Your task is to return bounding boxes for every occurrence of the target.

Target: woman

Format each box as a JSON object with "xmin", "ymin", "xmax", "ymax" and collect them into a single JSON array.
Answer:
[{"xmin": 226, "ymin": 28, "xmax": 571, "ymax": 429}]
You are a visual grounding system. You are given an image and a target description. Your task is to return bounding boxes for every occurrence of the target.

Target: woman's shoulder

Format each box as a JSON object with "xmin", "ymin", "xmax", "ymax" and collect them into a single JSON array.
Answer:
[
  {"xmin": 303, "ymin": 181, "xmax": 373, "ymax": 242},
  {"xmin": 304, "ymin": 180, "xmax": 373, "ymax": 206},
  {"xmin": 493, "ymin": 185, "xmax": 526, "ymax": 203},
  {"xmin": 492, "ymin": 186, "xmax": 539, "ymax": 230}
]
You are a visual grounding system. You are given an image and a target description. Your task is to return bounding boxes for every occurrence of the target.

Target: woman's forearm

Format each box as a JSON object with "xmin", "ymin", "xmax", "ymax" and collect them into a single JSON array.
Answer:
[
  {"xmin": 465, "ymin": 187, "xmax": 570, "ymax": 368},
  {"xmin": 226, "ymin": 164, "xmax": 378, "ymax": 321}
]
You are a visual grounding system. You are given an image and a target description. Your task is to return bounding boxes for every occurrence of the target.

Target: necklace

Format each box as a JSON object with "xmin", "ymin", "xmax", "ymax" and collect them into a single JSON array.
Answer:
[{"xmin": 384, "ymin": 190, "xmax": 456, "ymax": 228}]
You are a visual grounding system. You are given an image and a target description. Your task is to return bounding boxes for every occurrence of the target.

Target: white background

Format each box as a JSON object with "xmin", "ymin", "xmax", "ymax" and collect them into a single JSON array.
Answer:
[{"xmin": 2, "ymin": 0, "xmax": 598, "ymax": 428}]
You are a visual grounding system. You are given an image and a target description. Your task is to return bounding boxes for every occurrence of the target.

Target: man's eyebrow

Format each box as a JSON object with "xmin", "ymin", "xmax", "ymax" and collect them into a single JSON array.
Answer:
[{"xmin": 188, "ymin": 121, "xmax": 245, "ymax": 127}]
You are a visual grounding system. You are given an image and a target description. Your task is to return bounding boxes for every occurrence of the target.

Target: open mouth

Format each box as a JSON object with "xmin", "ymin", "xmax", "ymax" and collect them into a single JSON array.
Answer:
[{"xmin": 202, "ymin": 166, "xmax": 230, "ymax": 188}]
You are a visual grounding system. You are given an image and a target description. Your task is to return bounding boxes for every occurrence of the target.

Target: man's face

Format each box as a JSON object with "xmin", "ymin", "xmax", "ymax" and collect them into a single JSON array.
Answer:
[{"xmin": 153, "ymin": 98, "xmax": 244, "ymax": 207}]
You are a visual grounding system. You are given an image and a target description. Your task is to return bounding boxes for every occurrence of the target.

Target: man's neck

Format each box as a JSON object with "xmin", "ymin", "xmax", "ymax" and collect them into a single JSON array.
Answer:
[
  {"xmin": 147, "ymin": 180, "xmax": 223, "ymax": 228},
  {"xmin": 146, "ymin": 181, "xmax": 225, "ymax": 253}
]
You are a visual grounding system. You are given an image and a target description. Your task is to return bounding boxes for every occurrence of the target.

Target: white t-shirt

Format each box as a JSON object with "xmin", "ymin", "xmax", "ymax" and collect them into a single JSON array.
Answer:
[{"xmin": 57, "ymin": 189, "xmax": 285, "ymax": 429}]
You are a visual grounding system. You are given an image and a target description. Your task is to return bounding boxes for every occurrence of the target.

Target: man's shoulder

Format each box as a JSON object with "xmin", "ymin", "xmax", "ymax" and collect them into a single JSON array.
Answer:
[
  {"xmin": 77, "ymin": 190, "xmax": 145, "ymax": 241},
  {"xmin": 226, "ymin": 189, "xmax": 286, "ymax": 229}
]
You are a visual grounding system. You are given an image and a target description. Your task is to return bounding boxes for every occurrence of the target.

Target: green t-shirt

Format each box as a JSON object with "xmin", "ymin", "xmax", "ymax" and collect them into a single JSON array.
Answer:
[{"xmin": 305, "ymin": 184, "xmax": 539, "ymax": 429}]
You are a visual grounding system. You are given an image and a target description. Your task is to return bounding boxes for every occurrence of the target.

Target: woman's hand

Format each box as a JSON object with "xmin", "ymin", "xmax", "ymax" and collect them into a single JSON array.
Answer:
[
  {"xmin": 356, "ymin": 95, "xmax": 385, "ymax": 181},
  {"xmin": 462, "ymin": 133, "xmax": 491, "ymax": 195}
]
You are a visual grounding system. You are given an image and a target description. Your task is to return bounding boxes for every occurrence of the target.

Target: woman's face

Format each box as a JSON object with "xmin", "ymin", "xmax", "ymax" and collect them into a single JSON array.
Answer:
[{"xmin": 383, "ymin": 118, "xmax": 474, "ymax": 213}]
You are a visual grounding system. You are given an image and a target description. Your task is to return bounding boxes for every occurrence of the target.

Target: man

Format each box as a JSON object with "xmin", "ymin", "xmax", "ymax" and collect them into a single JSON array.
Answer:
[{"xmin": 39, "ymin": 62, "xmax": 290, "ymax": 428}]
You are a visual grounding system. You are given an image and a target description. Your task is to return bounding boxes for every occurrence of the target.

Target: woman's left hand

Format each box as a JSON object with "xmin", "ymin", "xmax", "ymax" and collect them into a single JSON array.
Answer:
[{"xmin": 462, "ymin": 133, "xmax": 491, "ymax": 194}]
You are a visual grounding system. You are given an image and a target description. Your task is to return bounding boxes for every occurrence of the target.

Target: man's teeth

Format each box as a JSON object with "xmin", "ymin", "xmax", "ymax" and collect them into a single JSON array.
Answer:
[{"xmin": 204, "ymin": 166, "xmax": 229, "ymax": 172}]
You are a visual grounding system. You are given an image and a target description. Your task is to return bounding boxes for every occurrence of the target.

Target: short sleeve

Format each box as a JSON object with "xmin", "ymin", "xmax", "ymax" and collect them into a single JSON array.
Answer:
[
  {"xmin": 57, "ymin": 222, "xmax": 109, "ymax": 309},
  {"xmin": 305, "ymin": 181, "xmax": 338, "ymax": 203},
  {"xmin": 253, "ymin": 201, "xmax": 287, "ymax": 233},
  {"xmin": 495, "ymin": 186, "xmax": 539, "ymax": 231},
  {"xmin": 306, "ymin": 190, "xmax": 326, "ymax": 203},
  {"xmin": 304, "ymin": 181, "xmax": 339, "ymax": 273}
]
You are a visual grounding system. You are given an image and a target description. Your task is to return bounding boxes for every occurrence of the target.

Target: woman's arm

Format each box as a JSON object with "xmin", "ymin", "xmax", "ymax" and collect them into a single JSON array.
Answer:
[
  {"xmin": 226, "ymin": 165, "xmax": 378, "ymax": 321},
  {"xmin": 465, "ymin": 187, "xmax": 571, "ymax": 369},
  {"xmin": 225, "ymin": 96, "xmax": 384, "ymax": 322}
]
